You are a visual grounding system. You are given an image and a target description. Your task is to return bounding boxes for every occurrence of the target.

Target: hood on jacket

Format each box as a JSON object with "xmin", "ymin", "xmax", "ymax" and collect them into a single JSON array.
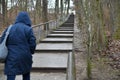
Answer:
[{"xmin": 15, "ymin": 11, "xmax": 32, "ymax": 26}]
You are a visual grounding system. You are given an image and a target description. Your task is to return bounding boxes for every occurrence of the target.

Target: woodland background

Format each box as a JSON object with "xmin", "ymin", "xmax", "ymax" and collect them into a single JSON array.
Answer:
[{"xmin": 0, "ymin": 0, "xmax": 120, "ymax": 79}]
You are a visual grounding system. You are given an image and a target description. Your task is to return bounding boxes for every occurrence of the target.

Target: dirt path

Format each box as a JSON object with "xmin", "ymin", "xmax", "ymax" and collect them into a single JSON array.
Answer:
[
  {"xmin": 73, "ymin": 17, "xmax": 87, "ymax": 80},
  {"xmin": 73, "ymin": 16, "xmax": 120, "ymax": 80},
  {"xmin": 0, "ymin": 64, "xmax": 5, "ymax": 80}
]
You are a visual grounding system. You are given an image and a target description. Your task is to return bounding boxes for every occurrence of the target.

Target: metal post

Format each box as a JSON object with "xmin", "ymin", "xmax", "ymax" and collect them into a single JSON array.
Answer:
[
  {"xmin": 0, "ymin": 35, "xmax": 1, "ymax": 41},
  {"xmin": 45, "ymin": 23, "xmax": 47, "ymax": 36},
  {"xmin": 66, "ymin": 52, "xmax": 76, "ymax": 80},
  {"xmin": 38, "ymin": 26, "xmax": 41, "ymax": 42}
]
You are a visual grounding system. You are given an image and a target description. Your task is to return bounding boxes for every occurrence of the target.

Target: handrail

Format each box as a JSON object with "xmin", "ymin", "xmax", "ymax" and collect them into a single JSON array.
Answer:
[
  {"xmin": 0, "ymin": 35, "xmax": 1, "ymax": 41},
  {"xmin": 32, "ymin": 15, "xmax": 69, "ymax": 43},
  {"xmin": 67, "ymin": 52, "xmax": 76, "ymax": 80},
  {"xmin": 32, "ymin": 20, "xmax": 57, "ymax": 43},
  {"xmin": 32, "ymin": 20, "xmax": 55, "ymax": 28}
]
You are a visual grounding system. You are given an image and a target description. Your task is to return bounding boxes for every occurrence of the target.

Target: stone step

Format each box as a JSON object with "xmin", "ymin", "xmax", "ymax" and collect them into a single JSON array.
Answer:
[
  {"xmin": 61, "ymin": 22, "xmax": 74, "ymax": 24},
  {"xmin": 13, "ymin": 72, "xmax": 66, "ymax": 80},
  {"xmin": 52, "ymin": 31, "xmax": 74, "ymax": 32},
  {"xmin": 36, "ymin": 43, "xmax": 72, "ymax": 52},
  {"xmin": 52, "ymin": 31, "xmax": 73, "ymax": 34},
  {"xmin": 56, "ymin": 29, "xmax": 73, "ymax": 31},
  {"xmin": 60, "ymin": 23, "xmax": 74, "ymax": 27},
  {"xmin": 65, "ymin": 21, "xmax": 74, "ymax": 23},
  {"xmin": 40, "ymin": 38, "xmax": 73, "ymax": 43},
  {"xmin": 58, "ymin": 27, "xmax": 73, "ymax": 29},
  {"xmin": 47, "ymin": 34, "xmax": 73, "ymax": 38},
  {"xmin": 55, "ymin": 29, "xmax": 73, "ymax": 31},
  {"xmin": 60, "ymin": 25, "xmax": 74, "ymax": 27},
  {"xmin": 58, "ymin": 28, "xmax": 73, "ymax": 30},
  {"xmin": 32, "ymin": 53, "xmax": 68, "ymax": 71}
]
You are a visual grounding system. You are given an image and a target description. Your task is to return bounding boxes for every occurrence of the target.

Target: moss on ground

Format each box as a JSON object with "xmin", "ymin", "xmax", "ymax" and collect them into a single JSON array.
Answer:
[{"xmin": 113, "ymin": 27, "xmax": 120, "ymax": 40}]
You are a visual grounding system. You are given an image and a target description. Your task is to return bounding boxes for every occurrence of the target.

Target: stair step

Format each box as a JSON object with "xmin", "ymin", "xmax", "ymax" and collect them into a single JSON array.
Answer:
[
  {"xmin": 40, "ymin": 38, "xmax": 73, "ymax": 43},
  {"xmin": 32, "ymin": 53, "xmax": 68, "ymax": 71},
  {"xmin": 47, "ymin": 34, "xmax": 73, "ymax": 38},
  {"xmin": 36, "ymin": 43, "xmax": 72, "ymax": 51},
  {"xmin": 32, "ymin": 67, "xmax": 66, "ymax": 72},
  {"xmin": 40, "ymin": 41, "xmax": 72, "ymax": 43},
  {"xmin": 15, "ymin": 72, "xmax": 66, "ymax": 80},
  {"xmin": 60, "ymin": 24, "xmax": 74, "ymax": 27},
  {"xmin": 56, "ymin": 29, "xmax": 73, "ymax": 31},
  {"xmin": 58, "ymin": 27, "xmax": 73, "ymax": 29},
  {"xmin": 52, "ymin": 31, "xmax": 73, "ymax": 34}
]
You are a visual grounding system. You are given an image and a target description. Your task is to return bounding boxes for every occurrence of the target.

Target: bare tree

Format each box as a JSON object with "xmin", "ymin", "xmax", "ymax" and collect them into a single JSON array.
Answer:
[
  {"xmin": 36, "ymin": 0, "xmax": 42, "ymax": 19},
  {"xmin": 42, "ymin": 0, "xmax": 48, "ymax": 30},
  {"xmin": 67, "ymin": 0, "xmax": 70, "ymax": 14},
  {"xmin": 60, "ymin": 0, "xmax": 63, "ymax": 17},
  {"xmin": 2, "ymin": 0, "xmax": 8, "ymax": 27},
  {"xmin": 55, "ymin": 0, "xmax": 59, "ymax": 19}
]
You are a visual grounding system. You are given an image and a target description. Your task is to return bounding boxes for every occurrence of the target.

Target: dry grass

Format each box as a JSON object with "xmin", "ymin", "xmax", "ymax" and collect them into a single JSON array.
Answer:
[{"xmin": 91, "ymin": 52, "xmax": 120, "ymax": 80}]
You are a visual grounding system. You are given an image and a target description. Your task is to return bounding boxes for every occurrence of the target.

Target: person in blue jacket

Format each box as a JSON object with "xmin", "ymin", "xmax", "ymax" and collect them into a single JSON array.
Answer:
[{"xmin": 0, "ymin": 11, "xmax": 36, "ymax": 80}]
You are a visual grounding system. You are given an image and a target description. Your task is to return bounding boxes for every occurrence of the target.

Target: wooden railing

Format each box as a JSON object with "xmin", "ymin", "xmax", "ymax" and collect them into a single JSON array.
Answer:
[{"xmin": 32, "ymin": 15, "xmax": 70, "ymax": 43}]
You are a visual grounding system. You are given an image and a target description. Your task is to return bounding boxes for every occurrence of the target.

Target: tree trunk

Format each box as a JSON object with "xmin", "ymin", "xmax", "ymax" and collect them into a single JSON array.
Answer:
[
  {"xmin": 55, "ymin": 0, "xmax": 59, "ymax": 19},
  {"xmin": 36, "ymin": 0, "xmax": 42, "ymax": 19},
  {"xmin": 0, "ymin": 0, "xmax": 1, "ymax": 13},
  {"xmin": 24, "ymin": 0, "xmax": 28, "ymax": 11},
  {"xmin": 67, "ymin": 0, "xmax": 70, "ymax": 14},
  {"xmin": 60, "ymin": 0, "xmax": 63, "ymax": 17},
  {"xmin": 42, "ymin": 0, "xmax": 48, "ymax": 30},
  {"xmin": 2, "ymin": 0, "xmax": 7, "ymax": 27}
]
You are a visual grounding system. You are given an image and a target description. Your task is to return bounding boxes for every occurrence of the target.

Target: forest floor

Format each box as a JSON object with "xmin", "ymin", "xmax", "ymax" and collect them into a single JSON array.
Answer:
[{"xmin": 74, "ymin": 18, "xmax": 120, "ymax": 80}]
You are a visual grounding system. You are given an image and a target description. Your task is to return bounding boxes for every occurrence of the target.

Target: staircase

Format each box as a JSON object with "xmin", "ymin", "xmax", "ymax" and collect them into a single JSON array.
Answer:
[{"xmin": 14, "ymin": 14, "xmax": 75, "ymax": 80}]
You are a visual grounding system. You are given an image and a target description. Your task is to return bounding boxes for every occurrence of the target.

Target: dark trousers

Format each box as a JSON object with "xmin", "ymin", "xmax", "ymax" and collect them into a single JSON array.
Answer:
[{"xmin": 7, "ymin": 72, "xmax": 30, "ymax": 80}]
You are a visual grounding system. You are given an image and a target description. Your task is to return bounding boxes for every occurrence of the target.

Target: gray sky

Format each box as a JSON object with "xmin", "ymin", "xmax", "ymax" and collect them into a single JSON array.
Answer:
[
  {"xmin": 48, "ymin": 0, "xmax": 74, "ymax": 8},
  {"xmin": 8, "ymin": 0, "xmax": 74, "ymax": 9}
]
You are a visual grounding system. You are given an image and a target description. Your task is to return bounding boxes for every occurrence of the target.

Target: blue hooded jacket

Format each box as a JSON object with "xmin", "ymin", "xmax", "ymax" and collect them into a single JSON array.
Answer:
[{"xmin": 0, "ymin": 12, "xmax": 36, "ymax": 75}]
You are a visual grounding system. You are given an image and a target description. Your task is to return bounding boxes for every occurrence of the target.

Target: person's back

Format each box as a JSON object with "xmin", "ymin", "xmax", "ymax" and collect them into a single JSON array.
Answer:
[{"xmin": 0, "ymin": 11, "xmax": 36, "ymax": 80}]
